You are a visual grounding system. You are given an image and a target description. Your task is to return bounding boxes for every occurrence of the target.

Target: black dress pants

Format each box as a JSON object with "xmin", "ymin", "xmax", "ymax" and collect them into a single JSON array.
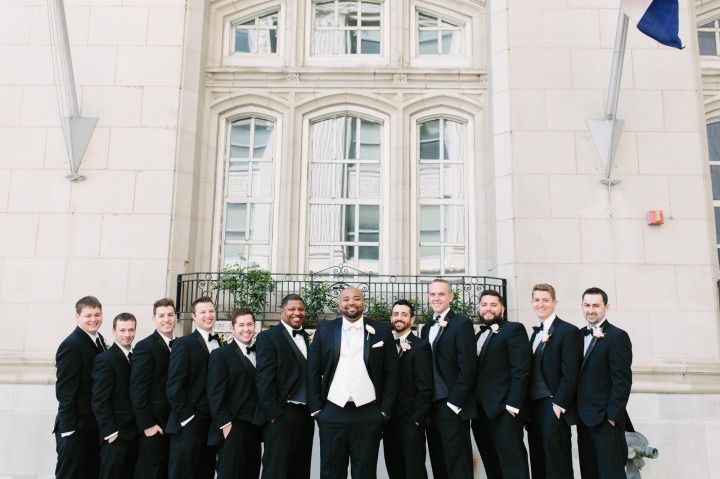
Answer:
[
  {"xmin": 578, "ymin": 420, "xmax": 627, "ymax": 479},
  {"xmin": 215, "ymin": 420, "xmax": 261, "ymax": 479},
  {"xmin": 527, "ymin": 398, "xmax": 574, "ymax": 479},
  {"xmin": 261, "ymin": 403, "xmax": 314, "ymax": 479},
  {"xmin": 471, "ymin": 405, "xmax": 529, "ymax": 479},
  {"xmin": 383, "ymin": 415, "xmax": 428, "ymax": 479},
  {"xmin": 134, "ymin": 431, "xmax": 170, "ymax": 479},
  {"xmin": 426, "ymin": 400, "xmax": 473, "ymax": 479},
  {"xmin": 55, "ymin": 430, "xmax": 100, "ymax": 479}
]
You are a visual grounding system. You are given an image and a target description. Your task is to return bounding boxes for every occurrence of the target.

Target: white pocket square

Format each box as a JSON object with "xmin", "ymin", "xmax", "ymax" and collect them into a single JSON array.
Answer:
[{"xmin": 371, "ymin": 341, "xmax": 384, "ymax": 348}]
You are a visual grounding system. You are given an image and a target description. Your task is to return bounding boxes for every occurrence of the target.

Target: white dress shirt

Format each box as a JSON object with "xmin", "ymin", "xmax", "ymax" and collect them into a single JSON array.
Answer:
[
  {"xmin": 281, "ymin": 321, "xmax": 307, "ymax": 358},
  {"xmin": 428, "ymin": 308, "xmax": 450, "ymax": 348},
  {"xmin": 327, "ymin": 317, "xmax": 376, "ymax": 408},
  {"xmin": 393, "ymin": 329, "xmax": 411, "ymax": 353},
  {"xmin": 197, "ymin": 328, "xmax": 220, "ymax": 352},
  {"xmin": 235, "ymin": 338, "xmax": 256, "ymax": 367},
  {"xmin": 160, "ymin": 332, "xmax": 174, "ymax": 350},
  {"xmin": 532, "ymin": 314, "xmax": 556, "ymax": 353},
  {"xmin": 584, "ymin": 318, "xmax": 606, "ymax": 355}
]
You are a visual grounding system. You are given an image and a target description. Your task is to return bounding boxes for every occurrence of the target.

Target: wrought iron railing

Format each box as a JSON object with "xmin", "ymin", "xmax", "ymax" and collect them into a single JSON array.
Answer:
[{"xmin": 176, "ymin": 266, "xmax": 506, "ymax": 328}]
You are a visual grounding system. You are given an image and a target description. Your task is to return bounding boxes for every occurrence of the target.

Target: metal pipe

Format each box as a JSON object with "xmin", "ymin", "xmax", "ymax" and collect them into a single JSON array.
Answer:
[
  {"xmin": 48, "ymin": 0, "xmax": 79, "ymax": 117},
  {"xmin": 605, "ymin": 10, "xmax": 629, "ymax": 120}
]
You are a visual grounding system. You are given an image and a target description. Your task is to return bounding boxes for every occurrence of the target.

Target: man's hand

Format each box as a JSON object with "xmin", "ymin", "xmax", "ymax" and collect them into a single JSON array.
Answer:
[
  {"xmin": 107, "ymin": 432, "xmax": 118, "ymax": 444},
  {"xmin": 608, "ymin": 419, "xmax": 616, "ymax": 427},
  {"xmin": 553, "ymin": 404, "xmax": 562, "ymax": 419},
  {"xmin": 144, "ymin": 425, "xmax": 163, "ymax": 437},
  {"xmin": 222, "ymin": 423, "xmax": 232, "ymax": 439}
]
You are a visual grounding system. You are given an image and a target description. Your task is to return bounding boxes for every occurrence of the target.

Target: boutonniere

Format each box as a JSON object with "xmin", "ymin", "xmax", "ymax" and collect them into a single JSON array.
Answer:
[
  {"xmin": 592, "ymin": 328, "xmax": 604, "ymax": 339},
  {"xmin": 308, "ymin": 332, "xmax": 315, "ymax": 345},
  {"xmin": 438, "ymin": 320, "xmax": 448, "ymax": 328},
  {"xmin": 365, "ymin": 324, "xmax": 375, "ymax": 341},
  {"xmin": 219, "ymin": 335, "xmax": 228, "ymax": 347},
  {"xmin": 490, "ymin": 323, "xmax": 500, "ymax": 334},
  {"xmin": 400, "ymin": 341, "xmax": 412, "ymax": 352},
  {"xmin": 540, "ymin": 332, "xmax": 551, "ymax": 343}
]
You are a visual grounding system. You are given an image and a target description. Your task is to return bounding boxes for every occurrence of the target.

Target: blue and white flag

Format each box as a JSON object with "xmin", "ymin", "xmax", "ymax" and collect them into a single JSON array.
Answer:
[{"xmin": 621, "ymin": 0, "xmax": 683, "ymax": 48}]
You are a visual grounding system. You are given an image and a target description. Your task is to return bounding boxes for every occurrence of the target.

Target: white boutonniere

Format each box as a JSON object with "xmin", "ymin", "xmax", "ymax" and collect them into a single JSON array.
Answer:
[
  {"xmin": 592, "ymin": 328, "xmax": 604, "ymax": 339},
  {"xmin": 400, "ymin": 341, "xmax": 412, "ymax": 352},
  {"xmin": 490, "ymin": 323, "xmax": 500, "ymax": 334},
  {"xmin": 365, "ymin": 324, "xmax": 375, "ymax": 340},
  {"xmin": 540, "ymin": 332, "xmax": 551, "ymax": 343},
  {"xmin": 439, "ymin": 320, "xmax": 448, "ymax": 328}
]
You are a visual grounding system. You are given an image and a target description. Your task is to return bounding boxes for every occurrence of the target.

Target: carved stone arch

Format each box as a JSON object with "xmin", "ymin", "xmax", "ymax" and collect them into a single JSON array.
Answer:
[
  {"xmin": 697, "ymin": 0, "xmax": 720, "ymax": 25},
  {"xmin": 209, "ymin": 93, "xmax": 292, "ymax": 119},
  {"xmin": 402, "ymin": 93, "xmax": 484, "ymax": 117},
  {"xmin": 705, "ymin": 94, "xmax": 720, "ymax": 123},
  {"xmin": 294, "ymin": 92, "xmax": 399, "ymax": 120}
]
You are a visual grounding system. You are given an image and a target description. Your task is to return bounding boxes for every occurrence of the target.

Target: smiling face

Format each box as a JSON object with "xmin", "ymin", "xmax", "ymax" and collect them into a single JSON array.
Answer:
[
  {"xmin": 391, "ymin": 304, "xmax": 415, "ymax": 334},
  {"xmin": 153, "ymin": 305, "xmax": 177, "ymax": 338},
  {"xmin": 427, "ymin": 280, "xmax": 454, "ymax": 315},
  {"xmin": 281, "ymin": 300, "xmax": 306, "ymax": 329},
  {"xmin": 192, "ymin": 301, "xmax": 216, "ymax": 333},
  {"xmin": 531, "ymin": 290, "xmax": 557, "ymax": 321},
  {"xmin": 338, "ymin": 287, "xmax": 365, "ymax": 322},
  {"xmin": 113, "ymin": 319, "xmax": 136, "ymax": 349},
  {"xmin": 232, "ymin": 314, "xmax": 255, "ymax": 345},
  {"xmin": 75, "ymin": 306, "xmax": 103, "ymax": 335},
  {"xmin": 477, "ymin": 294, "xmax": 505, "ymax": 323},
  {"xmin": 582, "ymin": 293, "xmax": 608, "ymax": 327}
]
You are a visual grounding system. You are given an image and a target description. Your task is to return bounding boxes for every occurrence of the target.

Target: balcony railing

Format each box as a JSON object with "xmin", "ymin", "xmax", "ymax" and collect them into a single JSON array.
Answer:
[{"xmin": 176, "ymin": 265, "xmax": 506, "ymax": 328}]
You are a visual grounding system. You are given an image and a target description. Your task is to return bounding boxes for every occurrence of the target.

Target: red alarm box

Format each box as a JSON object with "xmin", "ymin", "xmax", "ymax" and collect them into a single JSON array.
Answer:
[{"xmin": 647, "ymin": 210, "xmax": 664, "ymax": 225}]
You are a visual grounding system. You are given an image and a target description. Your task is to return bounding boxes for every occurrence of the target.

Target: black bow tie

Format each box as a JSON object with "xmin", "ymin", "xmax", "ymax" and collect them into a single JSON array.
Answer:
[
  {"xmin": 583, "ymin": 328, "xmax": 595, "ymax": 337},
  {"xmin": 478, "ymin": 325, "xmax": 491, "ymax": 334},
  {"xmin": 208, "ymin": 333, "xmax": 221, "ymax": 343},
  {"xmin": 292, "ymin": 329, "xmax": 306, "ymax": 338},
  {"xmin": 246, "ymin": 345, "xmax": 256, "ymax": 354},
  {"xmin": 532, "ymin": 324, "xmax": 544, "ymax": 333},
  {"xmin": 95, "ymin": 337, "xmax": 105, "ymax": 351},
  {"xmin": 434, "ymin": 315, "xmax": 442, "ymax": 323},
  {"xmin": 127, "ymin": 352, "xmax": 133, "ymax": 363},
  {"xmin": 394, "ymin": 338, "xmax": 401, "ymax": 346},
  {"xmin": 168, "ymin": 339, "xmax": 175, "ymax": 349}
]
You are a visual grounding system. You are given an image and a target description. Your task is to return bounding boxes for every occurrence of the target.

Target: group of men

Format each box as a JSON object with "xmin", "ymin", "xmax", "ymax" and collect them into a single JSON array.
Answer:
[{"xmin": 54, "ymin": 279, "xmax": 632, "ymax": 479}]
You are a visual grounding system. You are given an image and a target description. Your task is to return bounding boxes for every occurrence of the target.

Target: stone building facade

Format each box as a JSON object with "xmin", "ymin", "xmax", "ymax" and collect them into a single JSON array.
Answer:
[{"xmin": 0, "ymin": 0, "xmax": 718, "ymax": 476}]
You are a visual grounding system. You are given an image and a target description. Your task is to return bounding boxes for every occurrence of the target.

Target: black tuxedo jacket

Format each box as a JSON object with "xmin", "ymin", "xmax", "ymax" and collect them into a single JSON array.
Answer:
[
  {"xmin": 91, "ymin": 343, "xmax": 137, "ymax": 440},
  {"xmin": 129, "ymin": 330, "xmax": 171, "ymax": 431},
  {"xmin": 528, "ymin": 316, "xmax": 582, "ymax": 424},
  {"xmin": 54, "ymin": 326, "xmax": 106, "ymax": 435},
  {"xmin": 577, "ymin": 321, "xmax": 632, "ymax": 429},
  {"xmin": 393, "ymin": 332, "xmax": 433, "ymax": 424},
  {"xmin": 307, "ymin": 317, "xmax": 398, "ymax": 415},
  {"xmin": 255, "ymin": 323, "xmax": 309, "ymax": 423},
  {"xmin": 165, "ymin": 329, "xmax": 212, "ymax": 433},
  {"xmin": 420, "ymin": 310, "xmax": 478, "ymax": 420},
  {"xmin": 206, "ymin": 340, "xmax": 259, "ymax": 446},
  {"xmin": 474, "ymin": 321, "xmax": 532, "ymax": 420}
]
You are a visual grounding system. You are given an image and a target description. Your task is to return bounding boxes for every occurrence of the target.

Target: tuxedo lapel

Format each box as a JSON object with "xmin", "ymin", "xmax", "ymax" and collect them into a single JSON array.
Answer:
[
  {"xmin": 153, "ymin": 330, "xmax": 170, "ymax": 354},
  {"xmin": 537, "ymin": 322, "xmax": 556, "ymax": 361},
  {"xmin": 194, "ymin": 329, "xmax": 209, "ymax": 354},
  {"xmin": 231, "ymin": 340, "xmax": 255, "ymax": 371},
  {"xmin": 363, "ymin": 320, "xmax": 371, "ymax": 368},
  {"xmin": 332, "ymin": 318, "xmax": 342, "ymax": 371},
  {"xmin": 477, "ymin": 331, "xmax": 494, "ymax": 367},
  {"xmin": 582, "ymin": 322, "xmax": 607, "ymax": 370},
  {"xmin": 279, "ymin": 324, "xmax": 306, "ymax": 364}
]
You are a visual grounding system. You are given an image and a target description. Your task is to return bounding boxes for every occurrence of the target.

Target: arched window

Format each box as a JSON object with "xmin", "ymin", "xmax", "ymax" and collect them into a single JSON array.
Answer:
[
  {"xmin": 699, "ymin": 19, "xmax": 720, "ymax": 56},
  {"xmin": 312, "ymin": 0, "xmax": 382, "ymax": 55},
  {"xmin": 417, "ymin": 11, "xmax": 463, "ymax": 55},
  {"xmin": 707, "ymin": 120, "xmax": 720, "ymax": 261},
  {"xmin": 417, "ymin": 116, "xmax": 467, "ymax": 274},
  {"xmin": 306, "ymin": 115, "xmax": 382, "ymax": 271},
  {"xmin": 232, "ymin": 10, "xmax": 279, "ymax": 54},
  {"xmin": 222, "ymin": 117, "xmax": 276, "ymax": 267}
]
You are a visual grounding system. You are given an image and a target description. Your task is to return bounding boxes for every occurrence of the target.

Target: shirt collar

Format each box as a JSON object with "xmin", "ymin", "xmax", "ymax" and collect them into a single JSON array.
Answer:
[
  {"xmin": 587, "ymin": 318, "xmax": 607, "ymax": 330},
  {"xmin": 83, "ymin": 330, "xmax": 99, "ymax": 343},
  {"xmin": 342, "ymin": 316, "xmax": 364, "ymax": 330},
  {"xmin": 281, "ymin": 320, "xmax": 303, "ymax": 336},
  {"xmin": 234, "ymin": 337, "xmax": 253, "ymax": 352},
  {"xmin": 117, "ymin": 344, "xmax": 132, "ymax": 358},
  {"xmin": 393, "ymin": 329, "xmax": 411, "ymax": 341},
  {"xmin": 433, "ymin": 308, "xmax": 450, "ymax": 322},
  {"xmin": 539, "ymin": 313, "xmax": 557, "ymax": 330},
  {"xmin": 158, "ymin": 331, "xmax": 174, "ymax": 347},
  {"xmin": 196, "ymin": 328, "xmax": 213, "ymax": 342}
]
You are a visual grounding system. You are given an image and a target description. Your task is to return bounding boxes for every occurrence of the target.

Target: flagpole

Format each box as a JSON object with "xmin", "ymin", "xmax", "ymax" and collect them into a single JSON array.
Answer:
[{"xmin": 587, "ymin": 9, "xmax": 629, "ymax": 186}]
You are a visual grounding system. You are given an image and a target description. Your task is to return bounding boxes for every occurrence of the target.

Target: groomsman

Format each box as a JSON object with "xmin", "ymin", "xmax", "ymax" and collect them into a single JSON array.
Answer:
[
  {"xmin": 526, "ymin": 283, "xmax": 581, "ymax": 479},
  {"xmin": 471, "ymin": 290, "xmax": 531, "ymax": 479},
  {"xmin": 307, "ymin": 287, "xmax": 398, "ymax": 479},
  {"xmin": 130, "ymin": 298, "xmax": 177, "ymax": 478},
  {"xmin": 92, "ymin": 313, "xmax": 139, "ymax": 479},
  {"xmin": 53, "ymin": 296, "xmax": 106, "ymax": 479},
  {"xmin": 382, "ymin": 299, "xmax": 433, "ymax": 479},
  {"xmin": 420, "ymin": 279, "xmax": 477, "ymax": 479},
  {"xmin": 166, "ymin": 296, "xmax": 221, "ymax": 479},
  {"xmin": 207, "ymin": 308, "xmax": 262, "ymax": 479},
  {"xmin": 256, "ymin": 294, "xmax": 314, "ymax": 479},
  {"xmin": 577, "ymin": 287, "xmax": 632, "ymax": 479}
]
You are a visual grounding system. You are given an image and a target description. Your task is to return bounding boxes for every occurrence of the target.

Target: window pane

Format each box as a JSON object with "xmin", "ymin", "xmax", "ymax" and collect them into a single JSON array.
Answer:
[
  {"xmin": 249, "ymin": 204, "xmax": 271, "ymax": 241},
  {"xmin": 711, "ymin": 165, "xmax": 720, "ymax": 200},
  {"xmin": 359, "ymin": 163, "xmax": 380, "ymax": 198},
  {"xmin": 311, "ymin": 163, "xmax": 336, "ymax": 198},
  {"xmin": 247, "ymin": 244, "xmax": 270, "ymax": 269},
  {"xmin": 441, "ymin": 29, "xmax": 461, "ymax": 54},
  {"xmin": 699, "ymin": 31, "xmax": 717, "ymax": 56},
  {"xmin": 346, "ymin": 163, "xmax": 358, "ymax": 198},
  {"xmin": 715, "ymin": 207, "xmax": 720, "ymax": 241},
  {"xmin": 419, "ymin": 120, "xmax": 440, "ymax": 159},
  {"xmin": 339, "ymin": 0, "xmax": 358, "ymax": 26},
  {"xmin": 359, "ymin": 120, "xmax": 380, "ymax": 159},
  {"xmin": 253, "ymin": 120, "xmax": 274, "ymax": 159},
  {"xmin": 443, "ymin": 164, "xmax": 463, "ymax": 199},
  {"xmin": 344, "ymin": 29, "xmax": 358, "ymax": 54},
  {"xmin": 310, "ymin": 205, "xmax": 340, "ymax": 241},
  {"xmin": 251, "ymin": 161, "xmax": 273, "ymax": 197},
  {"xmin": 224, "ymin": 243, "xmax": 246, "ymax": 265},
  {"xmin": 443, "ymin": 120, "xmax": 464, "ymax": 161},
  {"xmin": 708, "ymin": 122, "xmax": 720, "ymax": 162},
  {"xmin": 230, "ymin": 120, "xmax": 251, "ymax": 157},
  {"xmin": 419, "ymin": 246, "xmax": 441, "ymax": 274},
  {"xmin": 419, "ymin": 164, "xmax": 440, "ymax": 198},
  {"xmin": 358, "ymin": 246, "xmax": 379, "ymax": 260},
  {"xmin": 700, "ymin": 22, "xmax": 714, "ymax": 28},
  {"xmin": 358, "ymin": 205, "xmax": 379, "ymax": 241},
  {"xmin": 225, "ymin": 203, "xmax": 247, "ymax": 240},
  {"xmin": 418, "ymin": 30, "xmax": 438, "ymax": 54},
  {"xmin": 419, "ymin": 205, "xmax": 441, "ymax": 241},
  {"xmin": 361, "ymin": 30, "xmax": 381, "ymax": 54},
  {"xmin": 444, "ymin": 205, "xmax": 465, "ymax": 242},
  {"xmin": 315, "ymin": 1, "xmax": 335, "ymax": 26},
  {"xmin": 361, "ymin": 2, "xmax": 381, "ymax": 27},
  {"xmin": 345, "ymin": 116, "xmax": 357, "ymax": 159},
  {"xmin": 444, "ymin": 246, "xmax": 465, "ymax": 274},
  {"xmin": 344, "ymin": 204, "xmax": 356, "ymax": 241},
  {"xmin": 418, "ymin": 13, "xmax": 436, "ymax": 28},
  {"xmin": 228, "ymin": 162, "xmax": 250, "ymax": 197},
  {"xmin": 235, "ymin": 29, "xmax": 251, "ymax": 53}
]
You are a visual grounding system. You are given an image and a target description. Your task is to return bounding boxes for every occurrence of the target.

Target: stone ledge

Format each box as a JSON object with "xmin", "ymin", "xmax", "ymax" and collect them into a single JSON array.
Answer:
[{"xmin": 2, "ymin": 354, "xmax": 719, "ymax": 392}]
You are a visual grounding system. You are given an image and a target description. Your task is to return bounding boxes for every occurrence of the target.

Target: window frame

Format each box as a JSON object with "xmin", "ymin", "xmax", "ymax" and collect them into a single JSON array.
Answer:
[
  {"xmin": 222, "ymin": 4, "xmax": 285, "ymax": 67},
  {"xmin": 409, "ymin": 2, "xmax": 473, "ymax": 68}
]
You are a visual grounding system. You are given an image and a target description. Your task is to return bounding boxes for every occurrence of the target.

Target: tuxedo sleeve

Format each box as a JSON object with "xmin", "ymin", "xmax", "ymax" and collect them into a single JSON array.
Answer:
[
  {"xmin": 379, "ymin": 326, "xmax": 398, "ymax": 416},
  {"xmin": 553, "ymin": 326, "xmax": 581, "ymax": 410},
  {"xmin": 506, "ymin": 323, "xmax": 532, "ymax": 411},
  {"xmin": 255, "ymin": 332, "xmax": 282, "ymax": 420},
  {"xmin": 411, "ymin": 340, "xmax": 433, "ymax": 424},
  {"xmin": 607, "ymin": 330, "xmax": 633, "ymax": 424},
  {"xmin": 166, "ymin": 339, "xmax": 194, "ymax": 423},
  {"xmin": 91, "ymin": 355, "xmax": 118, "ymax": 439},
  {"xmin": 55, "ymin": 341, "xmax": 81, "ymax": 432},
  {"xmin": 206, "ymin": 349, "xmax": 232, "ymax": 430},
  {"xmin": 306, "ymin": 323, "xmax": 324, "ymax": 413},
  {"xmin": 448, "ymin": 316, "xmax": 478, "ymax": 409},
  {"xmin": 129, "ymin": 341, "xmax": 155, "ymax": 430}
]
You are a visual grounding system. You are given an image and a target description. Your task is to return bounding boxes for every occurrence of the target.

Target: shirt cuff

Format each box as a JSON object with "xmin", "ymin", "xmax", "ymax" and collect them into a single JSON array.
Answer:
[
  {"xmin": 220, "ymin": 422, "xmax": 231, "ymax": 430},
  {"xmin": 60, "ymin": 430, "xmax": 75, "ymax": 438},
  {"xmin": 180, "ymin": 414, "xmax": 195, "ymax": 427},
  {"xmin": 446, "ymin": 402, "xmax": 461, "ymax": 414},
  {"xmin": 506, "ymin": 405, "xmax": 520, "ymax": 414},
  {"xmin": 552, "ymin": 403, "xmax": 566, "ymax": 414},
  {"xmin": 104, "ymin": 431, "xmax": 118, "ymax": 441},
  {"xmin": 311, "ymin": 410, "xmax": 321, "ymax": 416}
]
